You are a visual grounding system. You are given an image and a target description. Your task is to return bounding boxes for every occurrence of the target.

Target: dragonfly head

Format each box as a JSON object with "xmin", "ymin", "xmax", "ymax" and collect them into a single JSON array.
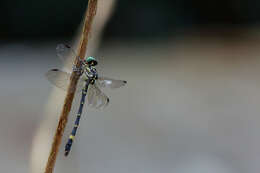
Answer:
[{"xmin": 84, "ymin": 56, "xmax": 98, "ymax": 66}]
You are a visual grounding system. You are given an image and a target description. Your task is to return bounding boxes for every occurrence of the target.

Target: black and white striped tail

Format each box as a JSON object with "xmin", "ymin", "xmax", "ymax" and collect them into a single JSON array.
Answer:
[{"xmin": 65, "ymin": 79, "xmax": 90, "ymax": 156}]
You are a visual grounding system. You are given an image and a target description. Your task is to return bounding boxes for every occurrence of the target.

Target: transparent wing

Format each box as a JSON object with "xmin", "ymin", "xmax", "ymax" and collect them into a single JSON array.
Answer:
[
  {"xmin": 96, "ymin": 77, "xmax": 127, "ymax": 89},
  {"xmin": 56, "ymin": 44, "xmax": 77, "ymax": 69},
  {"xmin": 87, "ymin": 84, "xmax": 109, "ymax": 109},
  {"xmin": 45, "ymin": 69, "xmax": 85, "ymax": 93},
  {"xmin": 56, "ymin": 44, "xmax": 73, "ymax": 61}
]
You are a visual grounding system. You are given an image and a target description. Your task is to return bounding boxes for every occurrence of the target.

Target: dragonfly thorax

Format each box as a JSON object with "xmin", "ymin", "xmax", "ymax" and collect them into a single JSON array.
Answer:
[{"xmin": 83, "ymin": 65, "xmax": 98, "ymax": 82}]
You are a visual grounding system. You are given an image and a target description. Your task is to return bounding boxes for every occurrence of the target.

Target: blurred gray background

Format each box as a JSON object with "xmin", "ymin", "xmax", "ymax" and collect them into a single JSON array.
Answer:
[{"xmin": 1, "ymin": 0, "xmax": 260, "ymax": 173}]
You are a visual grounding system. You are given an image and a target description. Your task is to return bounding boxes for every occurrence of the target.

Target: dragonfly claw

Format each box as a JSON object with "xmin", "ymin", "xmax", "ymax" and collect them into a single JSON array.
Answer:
[{"xmin": 72, "ymin": 64, "xmax": 83, "ymax": 75}]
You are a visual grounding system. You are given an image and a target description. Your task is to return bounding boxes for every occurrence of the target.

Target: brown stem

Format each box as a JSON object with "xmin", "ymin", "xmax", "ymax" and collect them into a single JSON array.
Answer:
[{"xmin": 44, "ymin": 1, "xmax": 98, "ymax": 173}]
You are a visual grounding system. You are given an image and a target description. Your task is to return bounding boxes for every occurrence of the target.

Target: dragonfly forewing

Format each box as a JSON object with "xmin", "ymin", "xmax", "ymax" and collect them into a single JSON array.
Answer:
[
  {"xmin": 97, "ymin": 77, "xmax": 127, "ymax": 89},
  {"xmin": 56, "ymin": 44, "xmax": 76, "ymax": 69}
]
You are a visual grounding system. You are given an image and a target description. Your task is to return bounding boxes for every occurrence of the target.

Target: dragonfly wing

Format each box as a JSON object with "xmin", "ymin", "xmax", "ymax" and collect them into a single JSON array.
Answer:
[
  {"xmin": 45, "ymin": 69, "xmax": 70, "ymax": 91},
  {"xmin": 87, "ymin": 84, "xmax": 109, "ymax": 109},
  {"xmin": 45, "ymin": 69, "xmax": 85, "ymax": 93},
  {"xmin": 97, "ymin": 77, "xmax": 127, "ymax": 89},
  {"xmin": 56, "ymin": 44, "xmax": 77, "ymax": 70},
  {"xmin": 56, "ymin": 44, "xmax": 75, "ymax": 61}
]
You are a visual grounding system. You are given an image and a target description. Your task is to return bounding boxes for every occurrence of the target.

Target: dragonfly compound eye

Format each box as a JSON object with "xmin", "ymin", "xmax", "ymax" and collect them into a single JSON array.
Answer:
[{"xmin": 85, "ymin": 56, "xmax": 98, "ymax": 66}]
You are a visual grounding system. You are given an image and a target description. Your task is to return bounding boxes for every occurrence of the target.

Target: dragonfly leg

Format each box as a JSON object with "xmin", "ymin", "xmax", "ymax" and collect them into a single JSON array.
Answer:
[
  {"xmin": 72, "ymin": 64, "xmax": 83, "ymax": 75},
  {"xmin": 72, "ymin": 56, "xmax": 87, "ymax": 75},
  {"xmin": 64, "ymin": 79, "xmax": 91, "ymax": 156}
]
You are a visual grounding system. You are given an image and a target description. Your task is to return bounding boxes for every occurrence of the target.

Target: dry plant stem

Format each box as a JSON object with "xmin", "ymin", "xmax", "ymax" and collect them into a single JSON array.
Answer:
[{"xmin": 44, "ymin": 1, "xmax": 98, "ymax": 173}]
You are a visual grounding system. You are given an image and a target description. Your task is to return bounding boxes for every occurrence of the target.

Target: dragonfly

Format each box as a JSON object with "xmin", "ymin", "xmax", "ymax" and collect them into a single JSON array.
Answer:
[{"xmin": 46, "ymin": 44, "xmax": 127, "ymax": 156}]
